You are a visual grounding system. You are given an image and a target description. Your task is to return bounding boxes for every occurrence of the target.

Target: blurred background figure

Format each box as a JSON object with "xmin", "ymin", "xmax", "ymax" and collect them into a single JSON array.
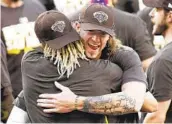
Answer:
[
  {"xmin": 1, "ymin": 40, "xmax": 14, "ymax": 123},
  {"xmin": 137, "ymin": 7, "xmax": 154, "ymax": 45},
  {"xmin": 1, "ymin": 0, "xmax": 46, "ymax": 98},
  {"xmin": 113, "ymin": 0, "xmax": 140, "ymax": 13},
  {"xmin": 53, "ymin": 0, "xmax": 89, "ymax": 16},
  {"xmin": 38, "ymin": 0, "xmax": 55, "ymax": 10}
]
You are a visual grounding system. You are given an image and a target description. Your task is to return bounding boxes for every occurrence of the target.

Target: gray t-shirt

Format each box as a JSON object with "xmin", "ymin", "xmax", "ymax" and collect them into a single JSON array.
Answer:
[
  {"xmin": 147, "ymin": 42, "xmax": 172, "ymax": 123},
  {"xmin": 22, "ymin": 49, "xmax": 123, "ymax": 123}
]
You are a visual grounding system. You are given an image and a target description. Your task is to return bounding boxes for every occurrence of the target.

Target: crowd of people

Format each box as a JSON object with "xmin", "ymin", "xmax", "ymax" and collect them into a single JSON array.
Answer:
[{"xmin": 1, "ymin": 0, "xmax": 172, "ymax": 123}]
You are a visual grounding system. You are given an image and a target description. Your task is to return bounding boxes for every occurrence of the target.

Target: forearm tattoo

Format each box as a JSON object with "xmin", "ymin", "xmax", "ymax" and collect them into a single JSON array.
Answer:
[{"xmin": 81, "ymin": 93, "xmax": 137, "ymax": 115}]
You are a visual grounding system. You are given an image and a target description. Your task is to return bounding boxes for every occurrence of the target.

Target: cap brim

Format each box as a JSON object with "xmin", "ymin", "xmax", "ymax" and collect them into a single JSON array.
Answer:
[
  {"xmin": 143, "ymin": 0, "xmax": 162, "ymax": 8},
  {"xmin": 81, "ymin": 23, "xmax": 115, "ymax": 37},
  {"xmin": 46, "ymin": 29, "xmax": 80, "ymax": 50}
]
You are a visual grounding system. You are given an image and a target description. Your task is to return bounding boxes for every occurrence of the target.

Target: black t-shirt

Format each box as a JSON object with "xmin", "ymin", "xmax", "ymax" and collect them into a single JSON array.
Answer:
[
  {"xmin": 1, "ymin": 0, "xmax": 46, "ymax": 97},
  {"xmin": 147, "ymin": 42, "xmax": 172, "ymax": 123},
  {"xmin": 69, "ymin": 7, "xmax": 157, "ymax": 61},
  {"xmin": 22, "ymin": 49, "xmax": 123, "ymax": 123}
]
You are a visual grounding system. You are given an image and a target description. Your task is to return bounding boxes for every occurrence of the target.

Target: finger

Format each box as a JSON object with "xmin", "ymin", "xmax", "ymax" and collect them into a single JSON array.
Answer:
[
  {"xmin": 54, "ymin": 81, "xmax": 68, "ymax": 91},
  {"xmin": 39, "ymin": 94, "xmax": 56, "ymax": 98},
  {"xmin": 37, "ymin": 103, "xmax": 56, "ymax": 108},
  {"xmin": 37, "ymin": 99, "xmax": 56, "ymax": 104},
  {"xmin": 43, "ymin": 108, "xmax": 58, "ymax": 113}
]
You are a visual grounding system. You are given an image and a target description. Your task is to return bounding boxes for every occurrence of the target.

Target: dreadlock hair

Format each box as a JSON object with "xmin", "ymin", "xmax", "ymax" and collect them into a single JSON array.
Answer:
[{"xmin": 43, "ymin": 40, "xmax": 88, "ymax": 78}]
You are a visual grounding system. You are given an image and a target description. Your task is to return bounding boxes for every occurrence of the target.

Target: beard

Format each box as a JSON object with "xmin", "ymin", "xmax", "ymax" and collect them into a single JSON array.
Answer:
[{"xmin": 152, "ymin": 20, "xmax": 168, "ymax": 35}]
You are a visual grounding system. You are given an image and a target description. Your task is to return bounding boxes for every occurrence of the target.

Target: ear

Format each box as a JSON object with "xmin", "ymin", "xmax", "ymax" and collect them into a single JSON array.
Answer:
[
  {"xmin": 167, "ymin": 11, "xmax": 172, "ymax": 23},
  {"xmin": 71, "ymin": 21, "xmax": 81, "ymax": 33},
  {"xmin": 74, "ymin": 21, "xmax": 81, "ymax": 33}
]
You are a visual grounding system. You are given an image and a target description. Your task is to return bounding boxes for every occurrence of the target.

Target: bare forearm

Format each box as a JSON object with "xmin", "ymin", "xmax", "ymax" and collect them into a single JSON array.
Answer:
[
  {"xmin": 76, "ymin": 92, "xmax": 140, "ymax": 115},
  {"xmin": 141, "ymin": 92, "xmax": 158, "ymax": 112},
  {"xmin": 143, "ymin": 100, "xmax": 171, "ymax": 123},
  {"xmin": 143, "ymin": 113, "xmax": 166, "ymax": 123}
]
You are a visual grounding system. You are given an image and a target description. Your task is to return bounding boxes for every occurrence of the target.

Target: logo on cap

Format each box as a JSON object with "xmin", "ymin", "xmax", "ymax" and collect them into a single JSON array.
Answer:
[
  {"xmin": 93, "ymin": 11, "xmax": 108, "ymax": 23},
  {"xmin": 168, "ymin": 3, "xmax": 172, "ymax": 9},
  {"xmin": 51, "ymin": 21, "xmax": 66, "ymax": 33}
]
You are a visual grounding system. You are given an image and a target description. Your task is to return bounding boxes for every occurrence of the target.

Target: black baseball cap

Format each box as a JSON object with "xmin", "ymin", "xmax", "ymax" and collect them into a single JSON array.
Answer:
[
  {"xmin": 79, "ymin": 3, "xmax": 115, "ymax": 36},
  {"xmin": 143, "ymin": 0, "xmax": 172, "ymax": 10},
  {"xmin": 34, "ymin": 10, "xmax": 80, "ymax": 50}
]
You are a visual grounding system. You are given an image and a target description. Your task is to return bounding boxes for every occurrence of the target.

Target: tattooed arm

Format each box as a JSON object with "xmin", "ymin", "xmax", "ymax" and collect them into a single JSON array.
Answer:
[
  {"xmin": 77, "ymin": 92, "xmax": 137, "ymax": 115},
  {"xmin": 75, "ymin": 82, "xmax": 146, "ymax": 115},
  {"xmin": 37, "ymin": 81, "xmax": 146, "ymax": 115}
]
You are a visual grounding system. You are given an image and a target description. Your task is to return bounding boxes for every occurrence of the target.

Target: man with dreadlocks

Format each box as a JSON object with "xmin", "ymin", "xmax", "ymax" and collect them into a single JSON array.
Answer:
[{"xmin": 21, "ymin": 10, "xmax": 124, "ymax": 123}]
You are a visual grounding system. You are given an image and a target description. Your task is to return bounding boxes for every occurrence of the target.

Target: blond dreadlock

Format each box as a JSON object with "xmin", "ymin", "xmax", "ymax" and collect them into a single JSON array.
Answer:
[{"xmin": 43, "ymin": 40, "xmax": 88, "ymax": 78}]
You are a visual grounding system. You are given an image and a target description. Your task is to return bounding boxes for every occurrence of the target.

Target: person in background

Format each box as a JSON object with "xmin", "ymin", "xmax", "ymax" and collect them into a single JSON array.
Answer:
[
  {"xmin": 53, "ymin": 0, "xmax": 89, "ymax": 16},
  {"xmin": 1, "ymin": 0, "xmax": 46, "ymax": 98},
  {"xmin": 1, "ymin": 40, "xmax": 14, "ymax": 123},
  {"xmin": 137, "ymin": 7, "xmax": 154, "ymax": 46},
  {"xmin": 142, "ymin": 0, "xmax": 172, "ymax": 123},
  {"xmin": 38, "ymin": 0, "xmax": 55, "ymax": 10},
  {"xmin": 112, "ymin": 0, "xmax": 140, "ymax": 13}
]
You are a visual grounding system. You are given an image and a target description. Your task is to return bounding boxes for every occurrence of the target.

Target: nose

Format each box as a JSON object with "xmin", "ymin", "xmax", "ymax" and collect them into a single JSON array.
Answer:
[
  {"xmin": 149, "ymin": 8, "xmax": 155, "ymax": 18},
  {"xmin": 92, "ymin": 35, "xmax": 100, "ymax": 42}
]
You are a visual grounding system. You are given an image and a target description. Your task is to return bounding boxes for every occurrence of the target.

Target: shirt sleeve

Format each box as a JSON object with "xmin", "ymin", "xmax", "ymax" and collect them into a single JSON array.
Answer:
[
  {"xmin": 133, "ymin": 17, "xmax": 157, "ymax": 61},
  {"xmin": 1, "ymin": 41, "xmax": 13, "ymax": 96},
  {"xmin": 148, "ymin": 59, "xmax": 172, "ymax": 101},
  {"xmin": 109, "ymin": 46, "xmax": 147, "ymax": 86}
]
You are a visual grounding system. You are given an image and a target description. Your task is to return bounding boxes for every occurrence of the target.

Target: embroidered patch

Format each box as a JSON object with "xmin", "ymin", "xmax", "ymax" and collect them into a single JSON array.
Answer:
[
  {"xmin": 93, "ymin": 11, "xmax": 108, "ymax": 23},
  {"xmin": 168, "ymin": 3, "xmax": 172, "ymax": 9},
  {"xmin": 51, "ymin": 21, "xmax": 65, "ymax": 33}
]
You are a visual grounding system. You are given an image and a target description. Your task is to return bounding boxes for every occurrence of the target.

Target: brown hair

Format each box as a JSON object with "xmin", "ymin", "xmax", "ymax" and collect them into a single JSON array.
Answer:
[{"xmin": 107, "ymin": 36, "xmax": 122, "ymax": 56}]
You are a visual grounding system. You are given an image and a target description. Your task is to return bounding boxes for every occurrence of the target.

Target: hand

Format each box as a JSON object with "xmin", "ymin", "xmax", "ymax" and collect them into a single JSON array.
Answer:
[{"xmin": 37, "ymin": 81, "xmax": 77, "ymax": 113}]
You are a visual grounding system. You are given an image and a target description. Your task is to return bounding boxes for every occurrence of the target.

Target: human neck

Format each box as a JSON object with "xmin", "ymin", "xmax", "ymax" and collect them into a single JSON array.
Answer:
[
  {"xmin": 163, "ymin": 26, "xmax": 172, "ymax": 44},
  {"xmin": 1, "ymin": 0, "xmax": 23, "ymax": 8}
]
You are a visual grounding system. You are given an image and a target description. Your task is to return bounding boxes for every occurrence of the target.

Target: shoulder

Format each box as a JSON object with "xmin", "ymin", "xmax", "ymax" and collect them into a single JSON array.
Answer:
[
  {"xmin": 112, "ymin": 45, "xmax": 139, "ymax": 61},
  {"xmin": 110, "ymin": 45, "xmax": 143, "ymax": 71},
  {"xmin": 22, "ymin": 48, "xmax": 44, "ymax": 64},
  {"xmin": 153, "ymin": 43, "xmax": 172, "ymax": 64},
  {"xmin": 148, "ymin": 52, "xmax": 172, "ymax": 79},
  {"xmin": 137, "ymin": 7, "xmax": 152, "ymax": 20},
  {"xmin": 152, "ymin": 56, "xmax": 172, "ymax": 70},
  {"xmin": 109, "ymin": 7, "xmax": 143, "ymax": 24}
]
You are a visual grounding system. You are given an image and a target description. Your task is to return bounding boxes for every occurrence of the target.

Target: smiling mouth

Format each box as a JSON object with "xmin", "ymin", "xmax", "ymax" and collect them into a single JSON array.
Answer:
[{"xmin": 88, "ymin": 42, "xmax": 100, "ymax": 50}]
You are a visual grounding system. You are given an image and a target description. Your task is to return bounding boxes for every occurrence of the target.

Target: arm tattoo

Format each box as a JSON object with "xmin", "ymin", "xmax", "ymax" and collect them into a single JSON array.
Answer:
[{"xmin": 81, "ymin": 93, "xmax": 137, "ymax": 115}]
